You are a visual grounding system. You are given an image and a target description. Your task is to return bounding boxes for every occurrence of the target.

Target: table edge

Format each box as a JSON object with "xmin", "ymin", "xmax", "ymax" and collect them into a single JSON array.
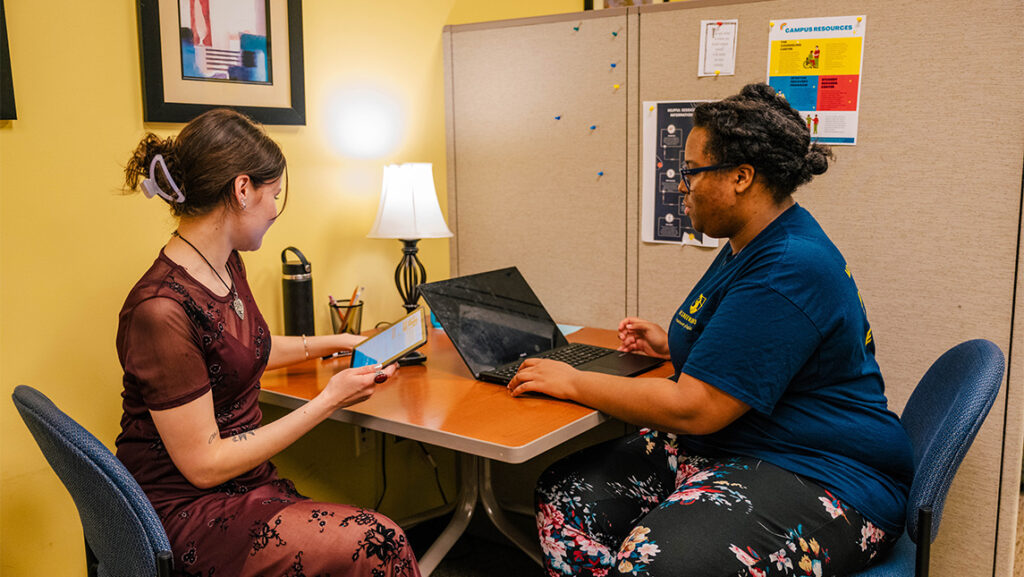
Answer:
[{"xmin": 259, "ymin": 389, "xmax": 610, "ymax": 463}]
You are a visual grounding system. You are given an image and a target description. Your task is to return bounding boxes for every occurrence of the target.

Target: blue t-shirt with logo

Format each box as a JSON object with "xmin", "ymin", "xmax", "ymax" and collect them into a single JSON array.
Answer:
[{"xmin": 667, "ymin": 204, "xmax": 913, "ymax": 534}]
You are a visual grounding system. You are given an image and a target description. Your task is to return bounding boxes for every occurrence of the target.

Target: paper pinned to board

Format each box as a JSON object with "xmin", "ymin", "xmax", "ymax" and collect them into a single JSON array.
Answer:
[
  {"xmin": 698, "ymin": 20, "xmax": 738, "ymax": 77},
  {"xmin": 767, "ymin": 15, "xmax": 866, "ymax": 145},
  {"xmin": 641, "ymin": 100, "xmax": 719, "ymax": 248}
]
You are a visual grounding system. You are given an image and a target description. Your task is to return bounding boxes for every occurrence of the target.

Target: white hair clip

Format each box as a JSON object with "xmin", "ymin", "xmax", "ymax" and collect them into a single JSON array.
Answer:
[{"xmin": 140, "ymin": 154, "xmax": 185, "ymax": 204}]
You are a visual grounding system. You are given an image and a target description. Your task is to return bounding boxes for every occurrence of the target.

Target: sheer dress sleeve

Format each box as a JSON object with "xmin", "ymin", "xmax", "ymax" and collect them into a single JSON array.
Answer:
[{"xmin": 122, "ymin": 296, "xmax": 212, "ymax": 410}]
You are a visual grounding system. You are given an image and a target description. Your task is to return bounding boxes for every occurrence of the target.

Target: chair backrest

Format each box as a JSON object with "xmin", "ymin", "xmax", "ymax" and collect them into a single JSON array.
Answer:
[
  {"xmin": 900, "ymin": 339, "xmax": 1004, "ymax": 544},
  {"xmin": 12, "ymin": 385, "xmax": 171, "ymax": 577}
]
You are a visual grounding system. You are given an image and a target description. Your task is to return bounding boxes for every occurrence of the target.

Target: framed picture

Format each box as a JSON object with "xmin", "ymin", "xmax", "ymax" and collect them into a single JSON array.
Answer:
[
  {"xmin": 137, "ymin": 0, "xmax": 305, "ymax": 125},
  {"xmin": 1, "ymin": 0, "xmax": 16, "ymax": 120}
]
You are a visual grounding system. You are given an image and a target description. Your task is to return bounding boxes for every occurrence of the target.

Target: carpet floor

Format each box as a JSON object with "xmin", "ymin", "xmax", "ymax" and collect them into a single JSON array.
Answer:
[{"xmin": 406, "ymin": 511, "xmax": 545, "ymax": 577}]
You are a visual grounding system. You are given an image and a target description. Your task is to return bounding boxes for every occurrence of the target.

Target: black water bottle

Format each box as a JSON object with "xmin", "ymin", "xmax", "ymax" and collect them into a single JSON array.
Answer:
[{"xmin": 281, "ymin": 247, "xmax": 315, "ymax": 336}]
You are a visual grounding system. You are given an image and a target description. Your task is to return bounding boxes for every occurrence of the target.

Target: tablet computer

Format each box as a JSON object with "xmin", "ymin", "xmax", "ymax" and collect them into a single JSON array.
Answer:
[{"xmin": 351, "ymin": 307, "xmax": 428, "ymax": 368}]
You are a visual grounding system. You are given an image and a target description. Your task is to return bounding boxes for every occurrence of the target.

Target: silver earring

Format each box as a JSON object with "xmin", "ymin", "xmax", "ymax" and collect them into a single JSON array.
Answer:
[{"xmin": 241, "ymin": 200, "xmax": 247, "ymax": 209}]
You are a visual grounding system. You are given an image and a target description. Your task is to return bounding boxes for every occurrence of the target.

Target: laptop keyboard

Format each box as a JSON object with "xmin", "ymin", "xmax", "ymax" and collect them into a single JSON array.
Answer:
[{"xmin": 487, "ymin": 343, "xmax": 611, "ymax": 383}]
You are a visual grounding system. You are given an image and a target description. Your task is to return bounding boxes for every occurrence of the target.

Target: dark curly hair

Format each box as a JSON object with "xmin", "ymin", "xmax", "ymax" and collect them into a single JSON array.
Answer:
[
  {"xmin": 693, "ymin": 83, "xmax": 832, "ymax": 201},
  {"xmin": 124, "ymin": 108, "xmax": 287, "ymax": 217}
]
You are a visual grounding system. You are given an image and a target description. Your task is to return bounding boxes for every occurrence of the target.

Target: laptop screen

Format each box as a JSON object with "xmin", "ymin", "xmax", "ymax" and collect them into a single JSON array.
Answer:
[{"xmin": 418, "ymin": 267, "xmax": 569, "ymax": 377}]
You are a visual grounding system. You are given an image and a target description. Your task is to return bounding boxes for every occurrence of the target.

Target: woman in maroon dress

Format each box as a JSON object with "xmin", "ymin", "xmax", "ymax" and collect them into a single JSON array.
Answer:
[{"xmin": 117, "ymin": 108, "xmax": 420, "ymax": 577}]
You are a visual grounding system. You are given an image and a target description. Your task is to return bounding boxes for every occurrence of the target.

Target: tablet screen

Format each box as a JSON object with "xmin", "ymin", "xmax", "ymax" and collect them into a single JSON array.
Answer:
[{"xmin": 351, "ymin": 307, "xmax": 427, "ymax": 368}]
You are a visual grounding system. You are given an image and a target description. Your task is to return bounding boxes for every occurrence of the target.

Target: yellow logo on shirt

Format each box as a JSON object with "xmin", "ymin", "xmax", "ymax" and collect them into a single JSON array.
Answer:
[{"xmin": 689, "ymin": 294, "xmax": 706, "ymax": 315}]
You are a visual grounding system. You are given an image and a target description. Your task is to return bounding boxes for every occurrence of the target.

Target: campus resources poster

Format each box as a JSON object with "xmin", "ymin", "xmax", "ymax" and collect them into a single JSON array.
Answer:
[
  {"xmin": 641, "ymin": 101, "xmax": 718, "ymax": 248},
  {"xmin": 767, "ymin": 15, "xmax": 866, "ymax": 145}
]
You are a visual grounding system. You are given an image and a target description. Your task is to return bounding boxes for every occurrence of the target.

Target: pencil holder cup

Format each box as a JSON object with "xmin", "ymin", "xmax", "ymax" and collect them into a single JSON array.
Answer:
[{"xmin": 330, "ymin": 300, "xmax": 363, "ymax": 335}]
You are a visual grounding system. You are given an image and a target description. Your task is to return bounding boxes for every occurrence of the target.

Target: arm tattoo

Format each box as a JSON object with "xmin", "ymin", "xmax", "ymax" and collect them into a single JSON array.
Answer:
[
  {"xmin": 231, "ymin": 430, "xmax": 256, "ymax": 442},
  {"xmin": 208, "ymin": 432, "xmax": 218, "ymax": 444}
]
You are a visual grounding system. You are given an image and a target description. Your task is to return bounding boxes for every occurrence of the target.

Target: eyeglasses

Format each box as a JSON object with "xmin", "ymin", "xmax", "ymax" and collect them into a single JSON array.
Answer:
[{"xmin": 679, "ymin": 164, "xmax": 737, "ymax": 193}]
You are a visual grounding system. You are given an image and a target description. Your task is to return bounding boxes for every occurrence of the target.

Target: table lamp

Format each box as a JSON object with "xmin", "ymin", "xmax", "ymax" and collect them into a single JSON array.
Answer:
[{"xmin": 368, "ymin": 163, "xmax": 453, "ymax": 364}]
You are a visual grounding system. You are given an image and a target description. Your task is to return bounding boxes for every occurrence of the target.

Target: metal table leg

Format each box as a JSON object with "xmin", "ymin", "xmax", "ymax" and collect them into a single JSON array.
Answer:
[
  {"xmin": 415, "ymin": 455, "xmax": 543, "ymax": 576},
  {"xmin": 418, "ymin": 454, "xmax": 479, "ymax": 576},
  {"xmin": 480, "ymin": 459, "xmax": 543, "ymax": 566}
]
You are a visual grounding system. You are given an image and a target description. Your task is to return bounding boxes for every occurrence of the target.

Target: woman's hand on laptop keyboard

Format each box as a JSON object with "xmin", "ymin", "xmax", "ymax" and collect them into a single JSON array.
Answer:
[{"xmin": 507, "ymin": 358, "xmax": 581, "ymax": 400}]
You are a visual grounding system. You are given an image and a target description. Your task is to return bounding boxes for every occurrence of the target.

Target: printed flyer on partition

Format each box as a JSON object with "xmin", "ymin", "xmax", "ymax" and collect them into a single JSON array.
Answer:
[
  {"xmin": 641, "ymin": 101, "xmax": 718, "ymax": 248},
  {"xmin": 767, "ymin": 15, "xmax": 866, "ymax": 145}
]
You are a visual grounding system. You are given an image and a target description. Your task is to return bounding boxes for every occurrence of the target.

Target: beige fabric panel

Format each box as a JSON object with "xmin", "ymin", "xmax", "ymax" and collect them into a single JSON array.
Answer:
[
  {"xmin": 446, "ymin": 0, "xmax": 1023, "ymax": 574},
  {"xmin": 625, "ymin": 11, "xmax": 641, "ymax": 317},
  {"xmin": 446, "ymin": 13, "xmax": 632, "ymax": 327},
  {"xmin": 1002, "ymin": 236, "xmax": 1024, "ymax": 577},
  {"xmin": 444, "ymin": 28, "xmax": 460, "ymax": 276},
  {"xmin": 637, "ymin": 1, "xmax": 1023, "ymax": 575}
]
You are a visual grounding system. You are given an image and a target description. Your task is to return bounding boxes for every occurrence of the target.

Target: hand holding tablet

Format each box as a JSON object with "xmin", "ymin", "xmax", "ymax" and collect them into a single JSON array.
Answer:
[{"xmin": 351, "ymin": 308, "xmax": 428, "ymax": 369}]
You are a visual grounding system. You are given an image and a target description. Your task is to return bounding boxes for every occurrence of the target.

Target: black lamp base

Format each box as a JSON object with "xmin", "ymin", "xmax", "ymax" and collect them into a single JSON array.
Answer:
[{"xmin": 395, "ymin": 239, "xmax": 428, "ymax": 365}]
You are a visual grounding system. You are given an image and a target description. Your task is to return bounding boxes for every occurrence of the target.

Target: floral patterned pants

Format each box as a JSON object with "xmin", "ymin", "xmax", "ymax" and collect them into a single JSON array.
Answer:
[{"xmin": 535, "ymin": 429, "xmax": 898, "ymax": 577}]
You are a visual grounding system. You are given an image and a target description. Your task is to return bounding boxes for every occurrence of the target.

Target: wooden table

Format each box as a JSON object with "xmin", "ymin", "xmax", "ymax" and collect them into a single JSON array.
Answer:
[{"xmin": 259, "ymin": 327, "xmax": 672, "ymax": 574}]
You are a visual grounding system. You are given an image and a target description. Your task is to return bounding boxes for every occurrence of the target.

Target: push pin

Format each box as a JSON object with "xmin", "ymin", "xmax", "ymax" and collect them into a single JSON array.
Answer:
[
  {"xmin": 613, "ymin": 84, "xmax": 620, "ymax": 90},
  {"xmin": 769, "ymin": 21, "xmax": 775, "ymax": 28},
  {"xmin": 716, "ymin": 21, "xmax": 723, "ymax": 26},
  {"xmin": 714, "ymin": 70, "xmax": 721, "ymax": 76},
  {"xmin": 597, "ymin": 171, "xmax": 605, "ymax": 177},
  {"xmin": 555, "ymin": 115, "xmax": 562, "ymax": 120},
  {"xmin": 612, "ymin": 31, "xmax": 619, "ymax": 37},
  {"xmin": 610, "ymin": 62, "xmax": 617, "ymax": 68},
  {"xmin": 856, "ymin": 16, "xmax": 863, "ymax": 22},
  {"xmin": 589, "ymin": 125, "xmax": 597, "ymax": 131},
  {"xmin": 573, "ymin": 23, "xmax": 580, "ymax": 31},
  {"xmin": 649, "ymin": 105, "xmax": 655, "ymax": 112}
]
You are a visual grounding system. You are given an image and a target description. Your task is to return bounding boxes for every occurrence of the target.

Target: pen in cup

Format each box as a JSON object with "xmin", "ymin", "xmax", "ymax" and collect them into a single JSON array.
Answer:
[{"xmin": 339, "ymin": 285, "xmax": 364, "ymax": 330}]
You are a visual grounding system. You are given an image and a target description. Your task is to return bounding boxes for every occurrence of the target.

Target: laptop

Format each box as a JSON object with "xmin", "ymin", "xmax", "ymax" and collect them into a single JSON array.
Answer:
[{"xmin": 418, "ymin": 267, "xmax": 665, "ymax": 385}]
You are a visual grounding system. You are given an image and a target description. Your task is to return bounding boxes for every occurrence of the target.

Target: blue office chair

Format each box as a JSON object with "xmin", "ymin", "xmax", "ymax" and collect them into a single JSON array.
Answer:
[
  {"xmin": 853, "ymin": 339, "xmax": 1004, "ymax": 577},
  {"xmin": 12, "ymin": 385, "xmax": 173, "ymax": 577}
]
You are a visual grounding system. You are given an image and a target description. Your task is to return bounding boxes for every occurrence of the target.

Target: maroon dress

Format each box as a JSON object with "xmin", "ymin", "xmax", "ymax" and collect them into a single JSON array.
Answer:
[{"xmin": 116, "ymin": 249, "xmax": 420, "ymax": 577}]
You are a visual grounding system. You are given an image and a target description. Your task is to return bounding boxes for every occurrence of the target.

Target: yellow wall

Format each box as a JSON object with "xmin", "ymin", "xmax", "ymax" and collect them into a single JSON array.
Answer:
[{"xmin": 0, "ymin": 1, "xmax": 579, "ymax": 575}]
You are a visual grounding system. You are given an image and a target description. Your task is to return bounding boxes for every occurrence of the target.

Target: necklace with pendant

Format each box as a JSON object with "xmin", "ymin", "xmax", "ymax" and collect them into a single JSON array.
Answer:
[{"xmin": 173, "ymin": 231, "xmax": 246, "ymax": 320}]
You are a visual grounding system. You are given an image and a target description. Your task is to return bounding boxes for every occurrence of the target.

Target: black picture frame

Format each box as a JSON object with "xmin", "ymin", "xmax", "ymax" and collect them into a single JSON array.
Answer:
[
  {"xmin": 0, "ymin": 0, "xmax": 16, "ymax": 120},
  {"xmin": 136, "ymin": 0, "xmax": 305, "ymax": 125}
]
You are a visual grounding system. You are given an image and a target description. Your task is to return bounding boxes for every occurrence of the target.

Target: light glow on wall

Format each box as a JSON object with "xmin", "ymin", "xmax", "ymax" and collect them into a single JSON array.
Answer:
[{"xmin": 326, "ymin": 86, "xmax": 404, "ymax": 159}]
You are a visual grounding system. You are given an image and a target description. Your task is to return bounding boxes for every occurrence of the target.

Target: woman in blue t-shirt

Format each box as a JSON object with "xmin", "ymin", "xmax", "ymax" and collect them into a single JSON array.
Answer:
[{"xmin": 508, "ymin": 83, "xmax": 913, "ymax": 576}]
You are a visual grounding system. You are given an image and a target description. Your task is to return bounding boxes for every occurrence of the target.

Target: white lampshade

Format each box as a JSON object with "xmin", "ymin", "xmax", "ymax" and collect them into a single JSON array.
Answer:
[{"xmin": 367, "ymin": 163, "xmax": 453, "ymax": 240}]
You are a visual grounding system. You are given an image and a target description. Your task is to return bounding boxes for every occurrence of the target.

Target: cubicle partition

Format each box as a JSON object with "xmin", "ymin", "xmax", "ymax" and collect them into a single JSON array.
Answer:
[
  {"xmin": 443, "ymin": 10, "xmax": 632, "ymax": 326},
  {"xmin": 443, "ymin": 0, "xmax": 1024, "ymax": 574}
]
